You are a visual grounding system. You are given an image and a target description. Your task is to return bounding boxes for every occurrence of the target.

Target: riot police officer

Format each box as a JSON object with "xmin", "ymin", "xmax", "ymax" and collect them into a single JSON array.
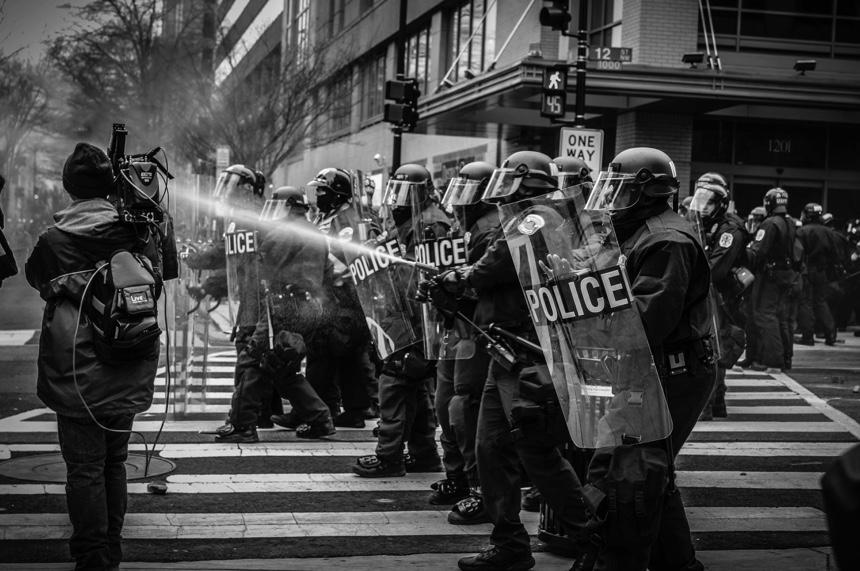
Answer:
[
  {"xmin": 746, "ymin": 206, "xmax": 767, "ymax": 235},
  {"xmin": 451, "ymin": 151, "xmax": 590, "ymax": 571},
  {"xmin": 353, "ymin": 164, "xmax": 448, "ymax": 477},
  {"xmin": 577, "ymin": 147, "xmax": 715, "ymax": 571},
  {"xmin": 216, "ymin": 187, "xmax": 336, "ymax": 442},
  {"xmin": 689, "ymin": 174, "xmax": 749, "ymax": 420},
  {"xmin": 745, "ymin": 188, "xmax": 796, "ymax": 371},
  {"xmin": 428, "ymin": 161, "xmax": 501, "ymax": 508},
  {"xmin": 795, "ymin": 203, "xmax": 837, "ymax": 345},
  {"xmin": 306, "ymin": 167, "xmax": 377, "ymax": 427}
]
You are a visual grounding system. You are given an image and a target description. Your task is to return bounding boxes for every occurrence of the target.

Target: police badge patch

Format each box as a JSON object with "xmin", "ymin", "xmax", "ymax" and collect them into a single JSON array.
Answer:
[
  {"xmin": 755, "ymin": 229, "xmax": 766, "ymax": 241},
  {"xmin": 719, "ymin": 232, "xmax": 733, "ymax": 248}
]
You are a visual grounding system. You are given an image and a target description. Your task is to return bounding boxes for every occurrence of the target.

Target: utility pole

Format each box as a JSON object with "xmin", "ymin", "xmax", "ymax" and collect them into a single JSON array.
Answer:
[{"xmin": 573, "ymin": 0, "xmax": 588, "ymax": 127}]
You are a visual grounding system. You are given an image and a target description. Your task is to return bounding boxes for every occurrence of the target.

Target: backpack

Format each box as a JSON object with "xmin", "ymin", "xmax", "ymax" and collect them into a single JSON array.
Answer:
[{"xmin": 85, "ymin": 250, "xmax": 162, "ymax": 364}]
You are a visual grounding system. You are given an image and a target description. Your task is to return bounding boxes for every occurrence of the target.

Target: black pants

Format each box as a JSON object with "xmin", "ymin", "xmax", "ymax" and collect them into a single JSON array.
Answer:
[
  {"xmin": 233, "ymin": 326, "xmax": 283, "ymax": 420},
  {"xmin": 593, "ymin": 359, "xmax": 716, "ymax": 571},
  {"xmin": 476, "ymin": 361, "xmax": 587, "ymax": 555},
  {"xmin": 307, "ymin": 338, "xmax": 375, "ymax": 415},
  {"xmin": 751, "ymin": 276, "xmax": 787, "ymax": 368},
  {"xmin": 798, "ymin": 269, "xmax": 836, "ymax": 339}
]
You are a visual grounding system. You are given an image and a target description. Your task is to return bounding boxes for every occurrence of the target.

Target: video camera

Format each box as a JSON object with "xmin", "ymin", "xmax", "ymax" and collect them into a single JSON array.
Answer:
[{"xmin": 107, "ymin": 123, "xmax": 174, "ymax": 225}]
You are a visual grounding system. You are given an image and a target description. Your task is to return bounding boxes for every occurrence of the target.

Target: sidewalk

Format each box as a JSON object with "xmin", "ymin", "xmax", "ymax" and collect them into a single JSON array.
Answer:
[{"xmin": 0, "ymin": 548, "xmax": 839, "ymax": 570}]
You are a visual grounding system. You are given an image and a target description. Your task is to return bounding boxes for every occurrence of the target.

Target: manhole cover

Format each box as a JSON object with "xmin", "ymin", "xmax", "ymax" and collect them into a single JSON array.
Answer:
[{"xmin": 0, "ymin": 453, "xmax": 176, "ymax": 482}]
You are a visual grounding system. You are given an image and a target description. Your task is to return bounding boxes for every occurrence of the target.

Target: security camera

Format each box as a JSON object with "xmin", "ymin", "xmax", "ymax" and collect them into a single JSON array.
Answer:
[{"xmin": 373, "ymin": 153, "xmax": 385, "ymax": 166}]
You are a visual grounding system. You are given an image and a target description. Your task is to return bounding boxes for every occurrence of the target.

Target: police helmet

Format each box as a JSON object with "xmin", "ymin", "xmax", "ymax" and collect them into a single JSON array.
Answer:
[
  {"xmin": 585, "ymin": 147, "xmax": 679, "ymax": 213},
  {"xmin": 552, "ymin": 156, "xmax": 593, "ymax": 190},
  {"xmin": 763, "ymin": 187, "xmax": 789, "ymax": 215},
  {"xmin": 846, "ymin": 218, "xmax": 860, "ymax": 243},
  {"xmin": 253, "ymin": 170, "xmax": 267, "ymax": 198},
  {"xmin": 308, "ymin": 167, "xmax": 353, "ymax": 213},
  {"xmin": 482, "ymin": 151, "xmax": 557, "ymax": 204},
  {"xmin": 690, "ymin": 182, "xmax": 730, "ymax": 224},
  {"xmin": 260, "ymin": 186, "xmax": 307, "ymax": 221},
  {"xmin": 442, "ymin": 161, "xmax": 496, "ymax": 207},
  {"xmin": 696, "ymin": 172, "xmax": 729, "ymax": 191},
  {"xmin": 680, "ymin": 196, "xmax": 693, "ymax": 215},
  {"xmin": 821, "ymin": 212, "xmax": 835, "ymax": 227},
  {"xmin": 747, "ymin": 206, "xmax": 767, "ymax": 233},
  {"xmin": 384, "ymin": 164, "xmax": 434, "ymax": 210},
  {"xmin": 214, "ymin": 164, "xmax": 259, "ymax": 204},
  {"xmin": 801, "ymin": 203, "xmax": 823, "ymax": 223}
]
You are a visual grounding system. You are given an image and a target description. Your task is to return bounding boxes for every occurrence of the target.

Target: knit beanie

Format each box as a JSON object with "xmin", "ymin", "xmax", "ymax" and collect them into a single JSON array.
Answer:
[{"xmin": 62, "ymin": 142, "xmax": 114, "ymax": 199}]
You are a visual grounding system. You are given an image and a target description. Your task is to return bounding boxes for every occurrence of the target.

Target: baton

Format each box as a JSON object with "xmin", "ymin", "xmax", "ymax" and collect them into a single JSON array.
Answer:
[
  {"xmin": 261, "ymin": 280, "xmax": 275, "ymax": 350},
  {"xmin": 486, "ymin": 324, "xmax": 544, "ymax": 357}
]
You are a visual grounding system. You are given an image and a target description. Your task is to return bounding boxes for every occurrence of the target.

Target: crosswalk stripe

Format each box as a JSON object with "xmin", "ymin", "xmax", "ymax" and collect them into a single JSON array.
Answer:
[
  {"xmin": 724, "ymin": 392, "xmax": 802, "ymax": 400},
  {"xmin": 0, "ymin": 507, "xmax": 826, "ymax": 540},
  {"xmin": 691, "ymin": 421, "xmax": 842, "ymax": 432},
  {"xmin": 0, "ymin": 470, "xmax": 825, "ymax": 495},
  {"xmin": 2, "ymin": 440, "xmax": 850, "ymax": 459},
  {"xmin": 724, "ymin": 378, "xmax": 783, "ymax": 387}
]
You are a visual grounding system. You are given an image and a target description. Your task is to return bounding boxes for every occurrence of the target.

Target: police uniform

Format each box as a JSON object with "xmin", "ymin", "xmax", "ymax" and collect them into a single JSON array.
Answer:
[
  {"xmin": 594, "ymin": 204, "xmax": 715, "ymax": 571},
  {"xmin": 746, "ymin": 213, "xmax": 796, "ymax": 369},
  {"xmin": 702, "ymin": 212, "xmax": 748, "ymax": 416},
  {"xmin": 372, "ymin": 204, "xmax": 450, "ymax": 468},
  {"xmin": 459, "ymin": 223, "xmax": 589, "ymax": 558},
  {"xmin": 797, "ymin": 219, "xmax": 836, "ymax": 343},
  {"xmin": 310, "ymin": 202, "xmax": 376, "ymax": 421},
  {"xmin": 435, "ymin": 205, "xmax": 500, "ymax": 492},
  {"xmin": 227, "ymin": 215, "xmax": 332, "ymax": 432}
]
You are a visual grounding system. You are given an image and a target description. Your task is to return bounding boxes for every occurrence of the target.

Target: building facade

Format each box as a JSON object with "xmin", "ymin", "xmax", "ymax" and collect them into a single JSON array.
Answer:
[{"xmin": 215, "ymin": 0, "xmax": 860, "ymax": 220}]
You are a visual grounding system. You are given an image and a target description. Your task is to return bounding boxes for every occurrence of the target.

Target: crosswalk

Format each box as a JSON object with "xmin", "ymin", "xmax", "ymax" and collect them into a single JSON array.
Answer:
[{"xmin": 1, "ymin": 357, "xmax": 858, "ymax": 564}]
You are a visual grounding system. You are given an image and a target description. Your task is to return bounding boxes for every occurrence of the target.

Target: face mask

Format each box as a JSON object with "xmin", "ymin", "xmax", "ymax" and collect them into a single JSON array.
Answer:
[
  {"xmin": 316, "ymin": 192, "xmax": 337, "ymax": 213},
  {"xmin": 392, "ymin": 206, "xmax": 411, "ymax": 226}
]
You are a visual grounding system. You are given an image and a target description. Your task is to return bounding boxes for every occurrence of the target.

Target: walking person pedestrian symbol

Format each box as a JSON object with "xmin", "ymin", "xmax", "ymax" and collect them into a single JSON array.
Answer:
[{"xmin": 549, "ymin": 71, "xmax": 561, "ymax": 90}]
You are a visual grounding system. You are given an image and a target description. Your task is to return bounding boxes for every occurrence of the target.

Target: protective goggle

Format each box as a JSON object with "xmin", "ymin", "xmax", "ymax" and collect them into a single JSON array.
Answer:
[
  {"xmin": 259, "ymin": 199, "xmax": 292, "ymax": 221},
  {"xmin": 584, "ymin": 170, "xmax": 642, "ymax": 211},
  {"xmin": 442, "ymin": 178, "xmax": 484, "ymax": 207},
  {"xmin": 383, "ymin": 180, "xmax": 421, "ymax": 208}
]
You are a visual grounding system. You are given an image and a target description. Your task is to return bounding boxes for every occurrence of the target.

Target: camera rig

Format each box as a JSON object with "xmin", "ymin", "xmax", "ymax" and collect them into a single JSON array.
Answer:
[{"xmin": 107, "ymin": 123, "xmax": 174, "ymax": 225}]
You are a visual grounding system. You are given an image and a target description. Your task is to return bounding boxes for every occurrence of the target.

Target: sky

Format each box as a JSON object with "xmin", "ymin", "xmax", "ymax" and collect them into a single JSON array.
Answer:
[{"xmin": 0, "ymin": 0, "xmax": 90, "ymax": 62}]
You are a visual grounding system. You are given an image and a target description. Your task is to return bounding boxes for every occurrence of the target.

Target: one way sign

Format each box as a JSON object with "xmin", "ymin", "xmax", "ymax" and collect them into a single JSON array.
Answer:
[{"xmin": 559, "ymin": 127, "xmax": 604, "ymax": 176}]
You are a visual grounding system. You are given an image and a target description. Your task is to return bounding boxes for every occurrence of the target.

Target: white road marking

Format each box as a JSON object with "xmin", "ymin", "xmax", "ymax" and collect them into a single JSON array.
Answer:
[
  {"xmin": 724, "ymin": 392, "xmax": 802, "ymax": 400},
  {"xmin": 0, "ymin": 330, "xmax": 37, "ymax": 346},
  {"xmin": 679, "ymin": 441, "xmax": 855, "ymax": 457},
  {"xmin": 0, "ymin": 507, "xmax": 825, "ymax": 540},
  {"xmin": 677, "ymin": 471, "xmax": 823, "ymax": 489},
  {"xmin": 725, "ymin": 378, "xmax": 784, "ymax": 387},
  {"xmin": 723, "ymin": 406, "xmax": 821, "ymax": 415},
  {"xmin": 769, "ymin": 370, "xmax": 860, "ymax": 440},
  {"xmin": 692, "ymin": 421, "xmax": 843, "ymax": 432}
]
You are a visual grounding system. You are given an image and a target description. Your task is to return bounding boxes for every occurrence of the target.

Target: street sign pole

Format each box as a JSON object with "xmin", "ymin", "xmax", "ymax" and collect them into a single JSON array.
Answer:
[{"xmin": 574, "ymin": 0, "xmax": 588, "ymax": 127}]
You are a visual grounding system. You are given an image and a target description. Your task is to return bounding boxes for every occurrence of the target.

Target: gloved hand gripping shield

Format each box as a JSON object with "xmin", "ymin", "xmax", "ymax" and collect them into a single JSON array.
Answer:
[
  {"xmin": 344, "ymin": 179, "xmax": 423, "ymax": 361},
  {"xmin": 499, "ymin": 187, "xmax": 673, "ymax": 448}
]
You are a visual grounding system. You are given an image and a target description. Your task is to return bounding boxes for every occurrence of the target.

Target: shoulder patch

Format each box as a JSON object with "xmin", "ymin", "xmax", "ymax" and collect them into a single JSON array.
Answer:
[
  {"xmin": 755, "ymin": 229, "xmax": 766, "ymax": 242},
  {"xmin": 719, "ymin": 232, "xmax": 733, "ymax": 248}
]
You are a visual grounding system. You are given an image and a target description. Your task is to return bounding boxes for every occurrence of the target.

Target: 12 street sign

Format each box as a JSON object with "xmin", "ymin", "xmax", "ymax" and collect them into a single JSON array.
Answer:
[
  {"xmin": 588, "ymin": 47, "xmax": 633, "ymax": 62},
  {"xmin": 559, "ymin": 128, "xmax": 604, "ymax": 176}
]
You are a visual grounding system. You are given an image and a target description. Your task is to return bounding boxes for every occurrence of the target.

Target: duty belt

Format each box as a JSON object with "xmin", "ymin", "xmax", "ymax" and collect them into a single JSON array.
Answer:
[{"xmin": 658, "ymin": 337, "xmax": 714, "ymax": 377}]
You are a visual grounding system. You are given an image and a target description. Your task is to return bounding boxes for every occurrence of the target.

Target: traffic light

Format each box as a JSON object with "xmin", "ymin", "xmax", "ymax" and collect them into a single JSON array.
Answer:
[
  {"xmin": 540, "ymin": 67, "xmax": 567, "ymax": 119},
  {"xmin": 384, "ymin": 78, "xmax": 420, "ymax": 132},
  {"xmin": 539, "ymin": 0, "xmax": 572, "ymax": 32}
]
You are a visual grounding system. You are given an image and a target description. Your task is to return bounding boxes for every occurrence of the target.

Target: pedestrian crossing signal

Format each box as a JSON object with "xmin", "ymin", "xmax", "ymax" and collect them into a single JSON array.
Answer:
[
  {"xmin": 541, "ymin": 93, "xmax": 567, "ymax": 119},
  {"xmin": 384, "ymin": 78, "xmax": 420, "ymax": 132}
]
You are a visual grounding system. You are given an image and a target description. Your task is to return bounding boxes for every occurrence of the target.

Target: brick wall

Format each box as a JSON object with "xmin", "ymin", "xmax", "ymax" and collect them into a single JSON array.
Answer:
[
  {"xmin": 615, "ymin": 111, "xmax": 694, "ymax": 194},
  {"xmin": 622, "ymin": 0, "xmax": 698, "ymax": 68}
]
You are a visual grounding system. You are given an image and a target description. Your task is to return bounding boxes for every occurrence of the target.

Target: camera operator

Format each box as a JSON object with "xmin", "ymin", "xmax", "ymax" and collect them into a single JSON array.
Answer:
[{"xmin": 25, "ymin": 142, "xmax": 177, "ymax": 571}]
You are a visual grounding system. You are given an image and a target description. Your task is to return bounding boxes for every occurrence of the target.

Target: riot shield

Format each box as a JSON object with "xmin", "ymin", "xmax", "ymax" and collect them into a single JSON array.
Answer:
[
  {"xmin": 224, "ymin": 222, "xmax": 262, "ymax": 330},
  {"xmin": 499, "ymin": 188, "xmax": 673, "ymax": 449},
  {"xmin": 412, "ymin": 188, "xmax": 471, "ymax": 360},
  {"xmin": 688, "ymin": 189, "xmax": 723, "ymax": 361}
]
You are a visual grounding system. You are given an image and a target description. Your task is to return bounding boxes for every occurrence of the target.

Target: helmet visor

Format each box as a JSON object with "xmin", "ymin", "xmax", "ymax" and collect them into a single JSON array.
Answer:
[
  {"xmin": 383, "ymin": 180, "xmax": 417, "ymax": 208},
  {"xmin": 442, "ymin": 178, "xmax": 484, "ymax": 207},
  {"xmin": 584, "ymin": 170, "xmax": 641, "ymax": 211},
  {"xmin": 558, "ymin": 173, "xmax": 591, "ymax": 192},
  {"xmin": 214, "ymin": 172, "xmax": 244, "ymax": 201},
  {"xmin": 689, "ymin": 187, "xmax": 717, "ymax": 216},
  {"xmin": 259, "ymin": 199, "xmax": 290, "ymax": 221},
  {"xmin": 481, "ymin": 168, "xmax": 524, "ymax": 203}
]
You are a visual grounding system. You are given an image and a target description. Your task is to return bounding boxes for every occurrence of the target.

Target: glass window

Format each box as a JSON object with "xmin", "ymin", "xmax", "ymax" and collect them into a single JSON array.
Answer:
[
  {"xmin": 329, "ymin": 71, "xmax": 352, "ymax": 134},
  {"xmin": 743, "ymin": 0, "xmax": 834, "ymax": 16},
  {"xmin": 406, "ymin": 23, "xmax": 431, "ymax": 96},
  {"xmin": 329, "ymin": 0, "xmax": 346, "ymax": 38},
  {"xmin": 446, "ymin": 0, "xmax": 496, "ymax": 84},
  {"xmin": 740, "ymin": 13, "xmax": 832, "ymax": 42},
  {"xmin": 838, "ymin": 0, "xmax": 860, "ymax": 17},
  {"xmin": 589, "ymin": 0, "xmax": 623, "ymax": 48},
  {"xmin": 829, "ymin": 126, "xmax": 860, "ymax": 170},
  {"xmin": 361, "ymin": 51, "xmax": 386, "ymax": 121},
  {"xmin": 692, "ymin": 119, "xmax": 733, "ymax": 163},
  {"xmin": 734, "ymin": 122, "xmax": 826, "ymax": 169}
]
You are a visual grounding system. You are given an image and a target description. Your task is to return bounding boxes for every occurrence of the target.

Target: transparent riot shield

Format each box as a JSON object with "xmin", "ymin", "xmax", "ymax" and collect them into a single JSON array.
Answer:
[
  {"xmin": 412, "ymin": 190, "xmax": 472, "ymax": 360},
  {"xmin": 499, "ymin": 187, "xmax": 673, "ymax": 448},
  {"xmin": 688, "ymin": 190, "xmax": 723, "ymax": 361},
  {"xmin": 224, "ymin": 224, "xmax": 262, "ymax": 330}
]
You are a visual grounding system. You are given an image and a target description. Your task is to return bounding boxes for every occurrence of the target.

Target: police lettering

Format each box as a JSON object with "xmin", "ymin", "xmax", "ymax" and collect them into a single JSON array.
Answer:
[
  {"xmin": 349, "ymin": 239, "xmax": 403, "ymax": 284},
  {"xmin": 525, "ymin": 266, "xmax": 633, "ymax": 324},
  {"xmin": 415, "ymin": 237, "xmax": 467, "ymax": 270},
  {"xmin": 225, "ymin": 231, "xmax": 257, "ymax": 256}
]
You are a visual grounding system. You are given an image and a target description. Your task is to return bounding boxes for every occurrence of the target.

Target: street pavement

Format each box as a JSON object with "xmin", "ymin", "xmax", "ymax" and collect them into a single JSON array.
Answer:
[{"xmin": 0, "ymin": 270, "xmax": 858, "ymax": 570}]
